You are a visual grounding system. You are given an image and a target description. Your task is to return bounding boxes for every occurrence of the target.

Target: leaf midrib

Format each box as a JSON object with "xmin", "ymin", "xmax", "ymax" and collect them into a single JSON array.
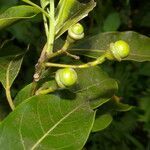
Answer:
[
  {"xmin": 5, "ymin": 55, "xmax": 22, "ymax": 89},
  {"xmin": 6, "ymin": 56, "xmax": 12, "ymax": 90},
  {"xmin": 0, "ymin": 15, "xmax": 38, "ymax": 21},
  {"xmin": 31, "ymin": 102, "xmax": 85, "ymax": 150}
]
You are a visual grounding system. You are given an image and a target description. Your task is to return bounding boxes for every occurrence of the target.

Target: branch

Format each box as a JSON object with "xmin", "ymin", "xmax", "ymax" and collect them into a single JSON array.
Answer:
[{"xmin": 45, "ymin": 54, "xmax": 106, "ymax": 68}]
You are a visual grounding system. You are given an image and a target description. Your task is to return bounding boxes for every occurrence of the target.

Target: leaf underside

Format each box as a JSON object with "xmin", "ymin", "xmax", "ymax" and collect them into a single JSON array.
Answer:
[
  {"xmin": 0, "ymin": 54, "xmax": 24, "ymax": 89},
  {"xmin": 0, "ymin": 5, "xmax": 40, "ymax": 30}
]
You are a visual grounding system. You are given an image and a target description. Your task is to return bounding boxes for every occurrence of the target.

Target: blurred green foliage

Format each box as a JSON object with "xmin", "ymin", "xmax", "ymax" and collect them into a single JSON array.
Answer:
[
  {"xmin": 0, "ymin": 0, "xmax": 149, "ymax": 149},
  {"xmin": 84, "ymin": 0, "xmax": 150, "ymax": 149}
]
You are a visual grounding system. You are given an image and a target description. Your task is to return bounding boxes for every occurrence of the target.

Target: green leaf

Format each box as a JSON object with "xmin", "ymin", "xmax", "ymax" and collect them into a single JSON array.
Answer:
[
  {"xmin": 14, "ymin": 83, "xmax": 33, "ymax": 106},
  {"xmin": 15, "ymin": 66, "xmax": 118, "ymax": 109},
  {"xmin": 56, "ymin": 0, "xmax": 78, "ymax": 29},
  {"xmin": 114, "ymin": 102, "xmax": 133, "ymax": 112},
  {"xmin": 71, "ymin": 66, "xmax": 118, "ymax": 109},
  {"xmin": 56, "ymin": 0, "xmax": 96, "ymax": 38},
  {"xmin": 103, "ymin": 12, "xmax": 121, "ymax": 32},
  {"xmin": 71, "ymin": 31, "xmax": 150, "ymax": 62},
  {"xmin": 92, "ymin": 114, "xmax": 113, "ymax": 132},
  {"xmin": 14, "ymin": 79, "xmax": 57, "ymax": 106},
  {"xmin": 0, "ymin": 94, "xmax": 95, "ymax": 149},
  {"xmin": 0, "ymin": 54, "xmax": 24, "ymax": 89},
  {"xmin": 99, "ymin": 98, "xmax": 133, "ymax": 112},
  {"xmin": 14, "ymin": 79, "xmax": 58, "ymax": 106},
  {"xmin": 0, "ymin": 5, "xmax": 40, "ymax": 30}
]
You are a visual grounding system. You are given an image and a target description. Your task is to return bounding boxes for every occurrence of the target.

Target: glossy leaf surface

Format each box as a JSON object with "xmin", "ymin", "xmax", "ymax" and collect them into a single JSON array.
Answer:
[
  {"xmin": 56, "ymin": 0, "xmax": 96, "ymax": 38},
  {"xmin": 0, "ymin": 54, "xmax": 24, "ymax": 89},
  {"xmin": 71, "ymin": 31, "xmax": 150, "ymax": 62},
  {"xmin": 0, "ymin": 94, "xmax": 95, "ymax": 150},
  {"xmin": 0, "ymin": 5, "xmax": 39, "ymax": 30},
  {"xmin": 92, "ymin": 114, "xmax": 113, "ymax": 132},
  {"xmin": 72, "ymin": 67, "xmax": 118, "ymax": 109}
]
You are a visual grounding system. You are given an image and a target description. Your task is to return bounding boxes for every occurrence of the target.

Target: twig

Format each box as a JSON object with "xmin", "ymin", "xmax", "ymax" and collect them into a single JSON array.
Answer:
[
  {"xmin": 22, "ymin": 0, "xmax": 51, "ymax": 20},
  {"xmin": 48, "ymin": 40, "xmax": 70, "ymax": 59},
  {"xmin": 45, "ymin": 54, "xmax": 106, "ymax": 68}
]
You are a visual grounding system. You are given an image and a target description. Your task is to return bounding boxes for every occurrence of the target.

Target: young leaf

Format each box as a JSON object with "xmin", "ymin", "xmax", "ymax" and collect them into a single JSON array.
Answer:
[
  {"xmin": 71, "ymin": 31, "xmax": 150, "ymax": 62},
  {"xmin": 99, "ymin": 98, "xmax": 133, "ymax": 113},
  {"xmin": 92, "ymin": 114, "xmax": 113, "ymax": 132},
  {"xmin": 56, "ymin": 0, "xmax": 96, "ymax": 38},
  {"xmin": 0, "ymin": 5, "xmax": 40, "ymax": 30},
  {"xmin": 0, "ymin": 54, "xmax": 24, "ymax": 89},
  {"xmin": 113, "ymin": 102, "xmax": 133, "ymax": 112},
  {"xmin": 56, "ymin": 0, "xmax": 78, "ymax": 29},
  {"xmin": 0, "ymin": 94, "xmax": 95, "ymax": 150}
]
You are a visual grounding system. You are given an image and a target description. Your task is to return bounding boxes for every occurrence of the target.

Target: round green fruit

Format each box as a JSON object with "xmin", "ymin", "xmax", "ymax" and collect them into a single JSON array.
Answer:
[
  {"xmin": 68, "ymin": 23, "xmax": 84, "ymax": 40},
  {"xmin": 55, "ymin": 68, "xmax": 77, "ymax": 88},
  {"xmin": 109, "ymin": 40, "xmax": 130, "ymax": 61}
]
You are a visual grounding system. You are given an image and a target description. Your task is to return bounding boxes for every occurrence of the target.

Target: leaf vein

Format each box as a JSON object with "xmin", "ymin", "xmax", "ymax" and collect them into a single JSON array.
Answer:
[{"xmin": 30, "ymin": 103, "xmax": 84, "ymax": 150}]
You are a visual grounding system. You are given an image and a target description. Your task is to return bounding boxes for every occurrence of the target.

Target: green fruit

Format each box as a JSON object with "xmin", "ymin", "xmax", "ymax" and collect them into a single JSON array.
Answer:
[
  {"xmin": 68, "ymin": 23, "xmax": 84, "ymax": 40},
  {"xmin": 109, "ymin": 40, "xmax": 130, "ymax": 61},
  {"xmin": 55, "ymin": 68, "xmax": 77, "ymax": 88}
]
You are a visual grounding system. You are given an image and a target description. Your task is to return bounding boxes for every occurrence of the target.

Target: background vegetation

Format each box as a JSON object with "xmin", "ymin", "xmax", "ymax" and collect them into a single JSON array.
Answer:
[{"xmin": 0, "ymin": 0, "xmax": 149, "ymax": 149}]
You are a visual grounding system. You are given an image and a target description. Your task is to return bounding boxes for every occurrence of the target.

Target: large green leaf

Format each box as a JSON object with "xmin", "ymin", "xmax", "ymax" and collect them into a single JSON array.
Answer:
[
  {"xmin": 70, "ymin": 31, "xmax": 150, "ymax": 62},
  {"xmin": 0, "ymin": 54, "xmax": 24, "ymax": 89},
  {"xmin": 0, "ymin": 94, "xmax": 95, "ymax": 149},
  {"xmin": 92, "ymin": 113, "xmax": 113, "ymax": 132},
  {"xmin": 56, "ymin": 0, "xmax": 96, "ymax": 38},
  {"xmin": 71, "ymin": 66, "xmax": 118, "ymax": 109},
  {"xmin": 0, "ymin": 5, "xmax": 40, "ymax": 30},
  {"xmin": 14, "ymin": 66, "xmax": 118, "ymax": 109}
]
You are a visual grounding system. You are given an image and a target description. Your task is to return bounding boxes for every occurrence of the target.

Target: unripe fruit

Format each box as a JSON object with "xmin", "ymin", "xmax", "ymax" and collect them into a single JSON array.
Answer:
[
  {"xmin": 68, "ymin": 23, "xmax": 84, "ymax": 40},
  {"xmin": 55, "ymin": 68, "xmax": 77, "ymax": 88},
  {"xmin": 109, "ymin": 40, "xmax": 130, "ymax": 61}
]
